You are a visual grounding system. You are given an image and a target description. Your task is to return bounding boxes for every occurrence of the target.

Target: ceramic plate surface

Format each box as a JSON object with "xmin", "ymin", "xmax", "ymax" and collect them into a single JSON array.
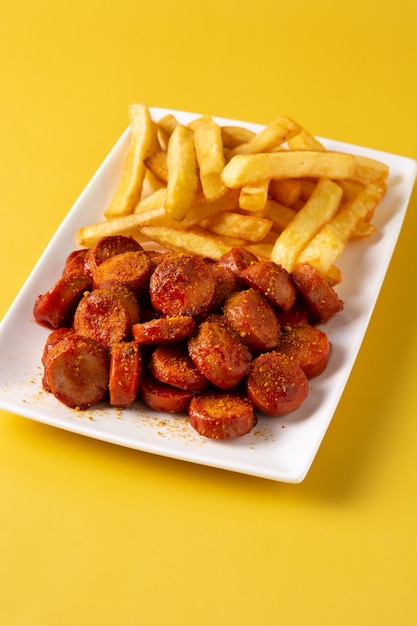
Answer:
[{"xmin": 1, "ymin": 108, "xmax": 416, "ymax": 482}]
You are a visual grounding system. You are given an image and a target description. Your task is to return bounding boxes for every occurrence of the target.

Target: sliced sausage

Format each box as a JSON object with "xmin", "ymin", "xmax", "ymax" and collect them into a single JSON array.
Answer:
[
  {"xmin": 140, "ymin": 372, "xmax": 194, "ymax": 413},
  {"xmin": 73, "ymin": 288, "xmax": 133, "ymax": 349},
  {"xmin": 43, "ymin": 333, "xmax": 109, "ymax": 409},
  {"xmin": 84, "ymin": 235, "xmax": 143, "ymax": 275},
  {"xmin": 217, "ymin": 247, "xmax": 258, "ymax": 274},
  {"xmin": 278, "ymin": 324, "xmax": 331, "ymax": 378},
  {"xmin": 275, "ymin": 302, "xmax": 311, "ymax": 329},
  {"xmin": 223, "ymin": 288, "xmax": 280, "ymax": 353},
  {"xmin": 291, "ymin": 263, "xmax": 344, "ymax": 323},
  {"xmin": 92, "ymin": 250, "xmax": 153, "ymax": 295},
  {"xmin": 188, "ymin": 316, "xmax": 252, "ymax": 389},
  {"xmin": 149, "ymin": 253, "xmax": 216, "ymax": 317},
  {"xmin": 109, "ymin": 341, "xmax": 142, "ymax": 407},
  {"xmin": 238, "ymin": 260, "xmax": 296, "ymax": 311},
  {"xmin": 210, "ymin": 261, "xmax": 240, "ymax": 309},
  {"xmin": 41, "ymin": 328, "xmax": 76, "ymax": 391},
  {"xmin": 149, "ymin": 343, "xmax": 209, "ymax": 391},
  {"xmin": 246, "ymin": 351, "xmax": 308, "ymax": 416},
  {"xmin": 132, "ymin": 316, "xmax": 196, "ymax": 345},
  {"xmin": 188, "ymin": 390, "xmax": 257, "ymax": 439},
  {"xmin": 33, "ymin": 271, "xmax": 93, "ymax": 329},
  {"xmin": 62, "ymin": 249, "xmax": 89, "ymax": 277}
]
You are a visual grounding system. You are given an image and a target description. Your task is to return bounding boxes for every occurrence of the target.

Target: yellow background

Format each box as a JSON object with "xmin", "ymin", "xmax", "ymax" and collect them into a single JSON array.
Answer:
[{"xmin": 1, "ymin": 1, "xmax": 416, "ymax": 624}]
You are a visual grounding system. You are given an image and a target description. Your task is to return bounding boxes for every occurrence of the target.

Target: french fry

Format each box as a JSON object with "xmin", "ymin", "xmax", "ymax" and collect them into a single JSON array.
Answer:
[
  {"xmin": 165, "ymin": 124, "xmax": 199, "ymax": 221},
  {"xmin": 287, "ymin": 128, "xmax": 326, "ymax": 151},
  {"xmin": 351, "ymin": 155, "xmax": 389, "ymax": 185},
  {"xmin": 189, "ymin": 115, "xmax": 228, "ymax": 201},
  {"xmin": 199, "ymin": 211, "xmax": 273, "ymax": 243},
  {"xmin": 295, "ymin": 224, "xmax": 346, "ymax": 276},
  {"xmin": 265, "ymin": 201, "xmax": 297, "ymax": 232},
  {"xmin": 138, "ymin": 225, "xmax": 231, "ymax": 260},
  {"xmin": 144, "ymin": 150, "xmax": 168, "ymax": 183},
  {"xmin": 77, "ymin": 207, "xmax": 185, "ymax": 248},
  {"xmin": 221, "ymin": 125, "xmax": 256, "ymax": 149},
  {"xmin": 157, "ymin": 114, "xmax": 179, "ymax": 137},
  {"xmin": 229, "ymin": 115, "xmax": 302, "ymax": 156},
  {"xmin": 104, "ymin": 104, "xmax": 155, "ymax": 219},
  {"xmin": 221, "ymin": 151, "xmax": 356, "ymax": 188},
  {"xmin": 239, "ymin": 179, "xmax": 270, "ymax": 212},
  {"xmin": 134, "ymin": 187, "xmax": 167, "ymax": 213},
  {"xmin": 180, "ymin": 189, "xmax": 240, "ymax": 228},
  {"xmin": 271, "ymin": 178, "xmax": 343, "ymax": 271},
  {"xmin": 269, "ymin": 178, "xmax": 302, "ymax": 206}
]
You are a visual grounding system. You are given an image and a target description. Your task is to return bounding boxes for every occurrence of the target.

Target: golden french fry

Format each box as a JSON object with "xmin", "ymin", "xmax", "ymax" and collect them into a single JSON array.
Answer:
[
  {"xmin": 199, "ymin": 211, "xmax": 273, "ymax": 243},
  {"xmin": 144, "ymin": 150, "xmax": 168, "ymax": 183},
  {"xmin": 239, "ymin": 179, "xmax": 270, "ymax": 212},
  {"xmin": 264, "ymin": 201, "xmax": 297, "ymax": 232},
  {"xmin": 244, "ymin": 242, "xmax": 274, "ymax": 260},
  {"xmin": 189, "ymin": 115, "xmax": 227, "ymax": 201},
  {"xmin": 287, "ymin": 128, "xmax": 326, "ymax": 151},
  {"xmin": 269, "ymin": 178, "xmax": 302, "ymax": 206},
  {"xmin": 296, "ymin": 224, "xmax": 346, "ymax": 275},
  {"xmin": 351, "ymin": 221, "xmax": 377, "ymax": 239},
  {"xmin": 165, "ymin": 124, "xmax": 199, "ymax": 221},
  {"xmin": 104, "ymin": 103, "xmax": 155, "ymax": 219},
  {"xmin": 180, "ymin": 189, "xmax": 240, "ymax": 228},
  {"xmin": 271, "ymin": 178, "xmax": 343, "ymax": 271},
  {"xmin": 134, "ymin": 187, "xmax": 167, "ymax": 213},
  {"xmin": 329, "ymin": 179, "xmax": 386, "ymax": 242},
  {"xmin": 229, "ymin": 115, "xmax": 302, "ymax": 156},
  {"xmin": 351, "ymin": 155, "xmax": 389, "ymax": 185},
  {"xmin": 77, "ymin": 207, "xmax": 185, "ymax": 248},
  {"xmin": 222, "ymin": 151, "xmax": 356, "ymax": 188},
  {"xmin": 138, "ymin": 225, "xmax": 230, "ymax": 260},
  {"xmin": 157, "ymin": 114, "xmax": 179, "ymax": 137},
  {"xmin": 221, "ymin": 125, "xmax": 256, "ymax": 149}
]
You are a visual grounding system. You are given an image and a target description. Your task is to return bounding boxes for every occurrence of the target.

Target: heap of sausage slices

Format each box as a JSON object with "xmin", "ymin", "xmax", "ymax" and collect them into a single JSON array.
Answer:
[{"xmin": 33, "ymin": 235, "xmax": 343, "ymax": 439}]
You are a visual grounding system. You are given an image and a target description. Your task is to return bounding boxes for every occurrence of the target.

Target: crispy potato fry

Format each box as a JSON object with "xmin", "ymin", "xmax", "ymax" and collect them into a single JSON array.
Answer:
[
  {"xmin": 77, "ymin": 207, "xmax": 184, "ymax": 248},
  {"xmin": 179, "ymin": 189, "xmax": 240, "ymax": 228},
  {"xmin": 265, "ymin": 201, "xmax": 297, "ymax": 232},
  {"xmin": 138, "ymin": 225, "xmax": 230, "ymax": 260},
  {"xmin": 271, "ymin": 178, "xmax": 343, "ymax": 271},
  {"xmin": 244, "ymin": 242, "xmax": 274, "ymax": 260},
  {"xmin": 189, "ymin": 115, "xmax": 228, "ymax": 201},
  {"xmin": 229, "ymin": 115, "xmax": 302, "ymax": 156},
  {"xmin": 269, "ymin": 178, "xmax": 302, "ymax": 206},
  {"xmin": 104, "ymin": 104, "xmax": 155, "ymax": 219},
  {"xmin": 157, "ymin": 114, "xmax": 179, "ymax": 137},
  {"xmin": 165, "ymin": 124, "xmax": 199, "ymax": 221},
  {"xmin": 287, "ymin": 128, "xmax": 326, "ymax": 151},
  {"xmin": 295, "ymin": 224, "xmax": 346, "ymax": 275},
  {"xmin": 221, "ymin": 125, "xmax": 256, "ymax": 149},
  {"xmin": 134, "ymin": 187, "xmax": 167, "ymax": 213},
  {"xmin": 351, "ymin": 221, "xmax": 377, "ymax": 239},
  {"xmin": 239, "ymin": 179, "xmax": 270, "ymax": 212},
  {"xmin": 144, "ymin": 150, "xmax": 168, "ymax": 183},
  {"xmin": 351, "ymin": 155, "xmax": 389, "ymax": 185},
  {"xmin": 222, "ymin": 151, "xmax": 356, "ymax": 188},
  {"xmin": 199, "ymin": 211, "xmax": 273, "ymax": 243}
]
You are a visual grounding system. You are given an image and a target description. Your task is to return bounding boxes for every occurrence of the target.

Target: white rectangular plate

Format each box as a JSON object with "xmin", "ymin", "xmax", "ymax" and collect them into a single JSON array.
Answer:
[{"xmin": 0, "ymin": 108, "xmax": 416, "ymax": 482}]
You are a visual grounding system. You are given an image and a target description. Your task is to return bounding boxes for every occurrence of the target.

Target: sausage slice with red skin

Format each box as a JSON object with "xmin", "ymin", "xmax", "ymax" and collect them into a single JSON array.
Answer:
[
  {"xmin": 92, "ymin": 250, "xmax": 153, "ymax": 295},
  {"xmin": 210, "ymin": 261, "xmax": 239, "ymax": 309},
  {"xmin": 33, "ymin": 271, "xmax": 93, "ymax": 329},
  {"xmin": 140, "ymin": 372, "xmax": 194, "ymax": 413},
  {"xmin": 84, "ymin": 235, "xmax": 143, "ymax": 276},
  {"xmin": 223, "ymin": 288, "xmax": 280, "ymax": 353},
  {"xmin": 291, "ymin": 263, "xmax": 344, "ymax": 323},
  {"xmin": 62, "ymin": 249, "xmax": 89, "ymax": 277},
  {"xmin": 246, "ymin": 351, "xmax": 308, "ymax": 416},
  {"xmin": 278, "ymin": 324, "xmax": 331, "ymax": 378},
  {"xmin": 238, "ymin": 260, "xmax": 296, "ymax": 312},
  {"xmin": 132, "ymin": 316, "xmax": 195, "ymax": 346},
  {"xmin": 109, "ymin": 341, "xmax": 142, "ymax": 408},
  {"xmin": 149, "ymin": 344, "xmax": 209, "ymax": 391},
  {"xmin": 189, "ymin": 390, "xmax": 257, "ymax": 439},
  {"xmin": 41, "ymin": 328, "xmax": 76, "ymax": 391},
  {"xmin": 188, "ymin": 316, "xmax": 252, "ymax": 389},
  {"xmin": 217, "ymin": 247, "xmax": 258, "ymax": 274},
  {"xmin": 74, "ymin": 288, "xmax": 134, "ymax": 349},
  {"xmin": 149, "ymin": 253, "xmax": 216, "ymax": 317},
  {"xmin": 43, "ymin": 333, "xmax": 109, "ymax": 409}
]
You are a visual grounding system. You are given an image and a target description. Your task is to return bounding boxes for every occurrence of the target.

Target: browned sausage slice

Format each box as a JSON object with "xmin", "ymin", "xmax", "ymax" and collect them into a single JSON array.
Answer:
[
  {"xmin": 92, "ymin": 250, "xmax": 153, "ymax": 295},
  {"xmin": 109, "ymin": 341, "xmax": 142, "ymax": 407},
  {"xmin": 149, "ymin": 253, "xmax": 216, "ymax": 317},
  {"xmin": 84, "ymin": 235, "xmax": 143, "ymax": 275},
  {"xmin": 33, "ymin": 271, "xmax": 93, "ymax": 329},
  {"xmin": 223, "ymin": 288, "xmax": 280, "ymax": 353},
  {"xmin": 74, "ymin": 288, "xmax": 133, "ymax": 349},
  {"xmin": 246, "ymin": 351, "xmax": 308, "ymax": 416},
  {"xmin": 278, "ymin": 324, "xmax": 331, "ymax": 378},
  {"xmin": 149, "ymin": 344, "xmax": 209, "ymax": 391},
  {"xmin": 188, "ymin": 390, "xmax": 257, "ymax": 439},
  {"xmin": 291, "ymin": 263, "xmax": 344, "ymax": 323},
  {"xmin": 62, "ymin": 249, "xmax": 89, "ymax": 276},
  {"xmin": 132, "ymin": 316, "xmax": 195, "ymax": 345},
  {"xmin": 43, "ymin": 334, "xmax": 109, "ymax": 409},
  {"xmin": 140, "ymin": 372, "xmax": 194, "ymax": 413},
  {"xmin": 188, "ymin": 316, "xmax": 252, "ymax": 389},
  {"xmin": 217, "ymin": 247, "xmax": 258, "ymax": 274},
  {"xmin": 238, "ymin": 260, "xmax": 296, "ymax": 311}
]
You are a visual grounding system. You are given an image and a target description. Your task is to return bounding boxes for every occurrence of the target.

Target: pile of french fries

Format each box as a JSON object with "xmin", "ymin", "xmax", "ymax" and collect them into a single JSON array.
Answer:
[{"xmin": 77, "ymin": 103, "xmax": 389, "ymax": 284}]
